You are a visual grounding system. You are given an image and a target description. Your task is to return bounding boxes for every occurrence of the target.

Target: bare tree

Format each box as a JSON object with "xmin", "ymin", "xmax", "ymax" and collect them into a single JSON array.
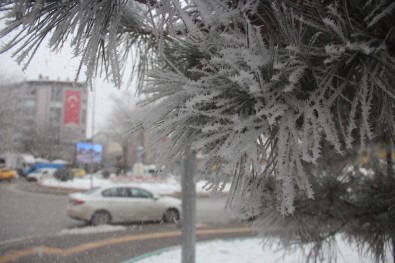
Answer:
[
  {"xmin": 103, "ymin": 91, "xmax": 137, "ymax": 168},
  {"xmin": 22, "ymin": 122, "xmax": 63, "ymax": 160}
]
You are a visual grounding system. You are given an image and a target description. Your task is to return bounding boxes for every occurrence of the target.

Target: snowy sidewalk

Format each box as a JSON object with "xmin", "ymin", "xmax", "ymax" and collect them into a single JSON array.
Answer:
[
  {"xmin": 38, "ymin": 176, "xmax": 231, "ymax": 197},
  {"xmin": 122, "ymin": 237, "xmax": 391, "ymax": 263}
]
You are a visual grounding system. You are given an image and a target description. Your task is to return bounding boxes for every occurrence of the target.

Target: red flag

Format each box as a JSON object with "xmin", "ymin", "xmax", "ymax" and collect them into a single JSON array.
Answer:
[{"xmin": 64, "ymin": 90, "xmax": 80, "ymax": 125}]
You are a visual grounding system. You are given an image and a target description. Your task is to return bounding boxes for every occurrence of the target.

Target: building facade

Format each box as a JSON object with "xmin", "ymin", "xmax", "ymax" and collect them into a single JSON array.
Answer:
[
  {"xmin": 91, "ymin": 129, "xmax": 155, "ymax": 170},
  {"xmin": 12, "ymin": 78, "xmax": 88, "ymax": 161}
]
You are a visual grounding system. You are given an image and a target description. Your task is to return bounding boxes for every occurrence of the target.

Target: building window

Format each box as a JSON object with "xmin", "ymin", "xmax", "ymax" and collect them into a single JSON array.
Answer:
[
  {"xmin": 81, "ymin": 110, "xmax": 86, "ymax": 124},
  {"xmin": 51, "ymin": 86, "xmax": 63, "ymax": 101},
  {"xmin": 28, "ymin": 88, "xmax": 36, "ymax": 96},
  {"xmin": 49, "ymin": 107, "xmax": 62, "ymax": 127}
]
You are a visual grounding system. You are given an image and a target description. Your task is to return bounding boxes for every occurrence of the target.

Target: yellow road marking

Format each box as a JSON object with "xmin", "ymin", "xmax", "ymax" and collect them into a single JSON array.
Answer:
[
  {"xmin": 0, "ymin": 248, "xmax": 34, "ymax": 263},
  {"xmin": 0, "ymin": 227, "xmax": 252, "ymax": 263}
]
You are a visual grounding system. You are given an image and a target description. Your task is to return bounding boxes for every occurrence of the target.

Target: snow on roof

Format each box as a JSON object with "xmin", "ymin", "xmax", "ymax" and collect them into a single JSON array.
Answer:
[
  {"xmin": 20, "ymin": 154, "xmax": 35, "ymax": 163},
  {"xmin": 35, "ymin": 158, "xmax": 50, "ymax": 163},
  {"xmin": 52, "ymin": 159, "xmax": 69, "ymax": 164}
]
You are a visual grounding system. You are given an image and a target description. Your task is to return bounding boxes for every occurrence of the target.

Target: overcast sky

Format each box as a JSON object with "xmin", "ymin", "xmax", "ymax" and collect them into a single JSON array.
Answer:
[{"xmin": 0, "ymin": 38, "xmax": 135, "ymax": 137}]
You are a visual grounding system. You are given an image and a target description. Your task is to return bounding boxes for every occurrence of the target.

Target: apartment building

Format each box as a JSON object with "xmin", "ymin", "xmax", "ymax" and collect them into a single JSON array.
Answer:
[{"xmin": 11, "ymin": 77, "xmax": 88, "ymax": 161}]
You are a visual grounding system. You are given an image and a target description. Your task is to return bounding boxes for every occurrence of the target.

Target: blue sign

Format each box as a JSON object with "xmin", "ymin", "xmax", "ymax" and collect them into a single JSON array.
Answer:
[{"xmin": 76, "ymin": 142, "xmax": 102, "ymax": 163}]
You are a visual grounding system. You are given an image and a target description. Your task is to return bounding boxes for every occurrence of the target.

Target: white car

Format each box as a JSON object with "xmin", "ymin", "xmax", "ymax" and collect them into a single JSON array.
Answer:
[
  {"xmin": 27, "ymin": 168, "xmax": 57, "ymax": 181},
  {"xmin": 67, "ymin": 184, "xmax": 182, "ymax": 225}
]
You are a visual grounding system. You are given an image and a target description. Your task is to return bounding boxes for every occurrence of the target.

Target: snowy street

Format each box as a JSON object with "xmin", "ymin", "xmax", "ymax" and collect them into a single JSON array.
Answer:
[
  {"xmin": 0, "ymin": 180, "xmax": 250, "ymax": 263},
  {"xmin": 0, "ymin": 180, "xmax": 237, "ymax": 241},
  {"xmin": 1, "ymin": 181, "xmax": 392, "ymax": 263}
]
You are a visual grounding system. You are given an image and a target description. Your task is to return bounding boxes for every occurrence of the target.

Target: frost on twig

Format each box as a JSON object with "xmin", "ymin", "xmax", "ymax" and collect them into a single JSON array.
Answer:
[{"xmin": 129, "ymin": 0, "xmax": 395, "ymax": 216}]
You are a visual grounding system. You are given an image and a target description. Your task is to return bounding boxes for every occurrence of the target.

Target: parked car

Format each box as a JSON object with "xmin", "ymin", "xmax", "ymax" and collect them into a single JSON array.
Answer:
[
  {"xmin": 53, "ymin": 167, "xmax": 86, "ymax": 181},
  {"xmin": 26, "ymin": 168, "xmax": 57, "ymax": 181},
  {"xmin": 67, "ymin": 184, "xmax": 182, "ymax": 225},
  {"xmin": 71, "ymin": 168, "xmax": 87, "ymax": 177},
  {"xmin": 0, "ymin": 167, "xmax": 17, "ymax": 181},
  {"xmin": 0, "ymin": 153, "xmax": 35, "ymax": 177},
  {"xmin": 23, "ymin": 163, "xmax": 65, "ymax": 178}
]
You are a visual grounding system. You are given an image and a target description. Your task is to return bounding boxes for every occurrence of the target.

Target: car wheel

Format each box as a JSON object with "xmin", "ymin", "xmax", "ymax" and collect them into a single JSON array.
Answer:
[
  {"xmin": 91, "ymin": 210, "xmax": 111, "ymax": 226},
  {"xmin": 163, "ymin": 208, "xmax": 180, "ymax": 224}
]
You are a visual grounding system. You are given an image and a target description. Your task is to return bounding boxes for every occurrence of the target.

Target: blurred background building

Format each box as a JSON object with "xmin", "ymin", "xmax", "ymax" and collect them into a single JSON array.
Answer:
[
  {"xmin": 1, "ymin": 75, "xmax": 156, "ymax": 169},
  {"xmin": 8, "ymin": 76, "xmax": 88, "ymax": 161},
  {"xmin": 91, "ymin": 129, "xmax": 154, "ymax": 170}
]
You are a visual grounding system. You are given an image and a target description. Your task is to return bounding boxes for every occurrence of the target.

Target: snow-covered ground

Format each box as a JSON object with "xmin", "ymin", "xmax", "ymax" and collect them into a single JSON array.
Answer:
[
  {"xmin": 126, "ymin": 237, "xmax": 392, "ymax": 263},
  {"xmin": 53, "ymin": 224, "xmax": 392, "ymax": 263},
  {"xmin": 58, "ymin": 225, "xmax": 127, "ymax": 236},
  {"xmin": 40, "ymin": 175, "xmax": 231, "ymax": 196}
]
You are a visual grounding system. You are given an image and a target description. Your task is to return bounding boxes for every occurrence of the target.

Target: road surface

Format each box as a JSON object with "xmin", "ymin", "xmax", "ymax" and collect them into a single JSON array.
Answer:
[{"xmin": 0, "ymin": 181, "xmax": 254, "ymax": 263}]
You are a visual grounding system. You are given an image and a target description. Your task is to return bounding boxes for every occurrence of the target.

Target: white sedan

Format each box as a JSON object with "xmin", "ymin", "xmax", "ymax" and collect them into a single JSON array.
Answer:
[{"xmin": 67, "ymin": 184, "xmax": 182, "ymax": 225}]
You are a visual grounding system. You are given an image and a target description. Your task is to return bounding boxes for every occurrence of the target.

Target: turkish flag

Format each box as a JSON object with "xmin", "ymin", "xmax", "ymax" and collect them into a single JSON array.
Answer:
[{"xmin": 64, "ymin": 90, "xmax": 81, "ymax": 125}]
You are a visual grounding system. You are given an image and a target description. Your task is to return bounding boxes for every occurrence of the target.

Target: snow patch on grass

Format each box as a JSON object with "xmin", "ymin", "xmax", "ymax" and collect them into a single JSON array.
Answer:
[{"xmin": 58, "ymin": 225, "xmax": 127, "ymax": 235}]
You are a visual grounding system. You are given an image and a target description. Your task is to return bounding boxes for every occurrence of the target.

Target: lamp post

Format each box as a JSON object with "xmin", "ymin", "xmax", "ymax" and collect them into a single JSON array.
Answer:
[
  {"xmin": 181, "ymin": 150, "xmax": 196, "ymax": 263},
  {"xmin": 89, "ymin": 85, "xmax": 96, "ymax": 189}
]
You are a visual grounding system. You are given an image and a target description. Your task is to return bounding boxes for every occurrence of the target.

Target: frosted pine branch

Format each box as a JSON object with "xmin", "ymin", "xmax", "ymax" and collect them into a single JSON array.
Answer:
[{"xmin": 1, "ymin": 0, "xmax": 394, "ymax": 216}]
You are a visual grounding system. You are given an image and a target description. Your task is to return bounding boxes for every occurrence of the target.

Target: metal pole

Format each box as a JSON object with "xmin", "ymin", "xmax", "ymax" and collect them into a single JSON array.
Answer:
[
  {"xmin": 181, "ymin": 150, "xmax": 196, "ymax": 263},
  {"xmin": 386, "ymin": 139, "xmax": 395, "ymax": 263},
  {"xmin": 90, "ymin": 83, "xmax": 96, "ymax": 189}
]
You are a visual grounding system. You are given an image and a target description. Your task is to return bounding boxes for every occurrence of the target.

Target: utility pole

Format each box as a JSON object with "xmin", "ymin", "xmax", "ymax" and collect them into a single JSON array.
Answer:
[
  {"xmin": 89, "ymin": 84, "xmax": 96, "ymax": 189},
  {"xmin": 181, "ymin": 150, "xmax": 196, "ymax": 263},
  {"xmin": 386, "ymin": 135, "xmax": 395, "ymax": 263}
]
